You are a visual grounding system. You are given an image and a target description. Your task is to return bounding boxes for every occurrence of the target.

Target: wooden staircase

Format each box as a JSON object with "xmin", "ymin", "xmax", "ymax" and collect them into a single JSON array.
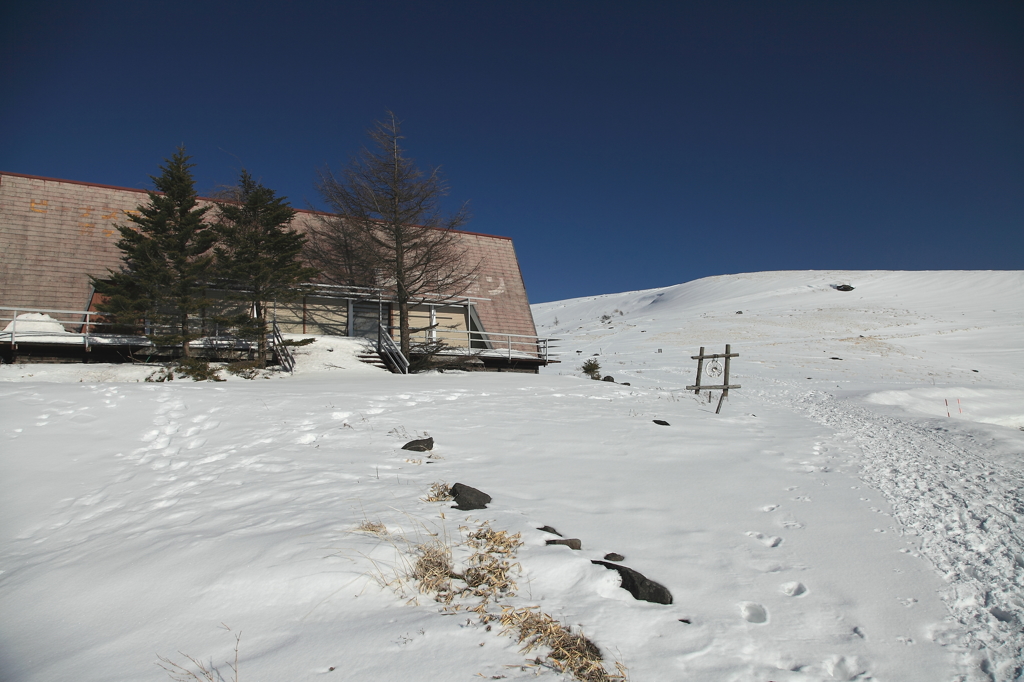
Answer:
[
  {"xmin": 357, "ymin": 350, "xmax": 390, "ymax": 371},
  {"xmin": 355, "ymin": 326, "xmax": 410, "ymax": 374}
]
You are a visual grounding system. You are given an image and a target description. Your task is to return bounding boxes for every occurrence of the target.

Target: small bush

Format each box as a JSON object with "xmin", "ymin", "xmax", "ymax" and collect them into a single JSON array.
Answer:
[
  {"xmin": 226, "ymin": 360, "xmax": 263, "ymax": 380},
  {"xmin": 177, "ymin": 358, "xmax": 223, "ymax": 381},
  {"xmin": 281, "ymin": 337, "xmax": 316, "ymax": 347},
  {"xmin": 146, "ymin": 358, "xmax": 223, "ymax": 382},
  {"xmin": 580, "ymin": 358, "xmax": 601, "ymax": 379}
]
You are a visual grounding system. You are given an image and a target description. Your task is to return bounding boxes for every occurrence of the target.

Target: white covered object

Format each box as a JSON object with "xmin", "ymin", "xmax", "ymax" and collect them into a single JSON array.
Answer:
[{"xmin": 2, "ymin": 313, "xmax": 69, "ymax": 334}]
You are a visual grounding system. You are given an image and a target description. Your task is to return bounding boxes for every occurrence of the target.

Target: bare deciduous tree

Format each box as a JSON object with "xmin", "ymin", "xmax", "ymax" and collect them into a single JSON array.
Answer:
[{"xmin": 307, "ymin": 111, "xmax": 478, "ymax": 358}]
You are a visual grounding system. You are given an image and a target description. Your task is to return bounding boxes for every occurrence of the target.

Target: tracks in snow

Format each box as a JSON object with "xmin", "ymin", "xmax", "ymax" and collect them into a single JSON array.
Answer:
[{"xmin": 793, "ymin": 391, "xmax": 1024, "ymax": 682}]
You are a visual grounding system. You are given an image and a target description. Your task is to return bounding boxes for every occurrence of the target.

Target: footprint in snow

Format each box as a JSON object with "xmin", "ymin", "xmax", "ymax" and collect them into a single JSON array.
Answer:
[
  {"xmin": 761, "ymin": 504, "xmax": 779, "ymax": 512},
  {"xmin": 780, "ymin": 581, "xmax": 807, "ymax": 597},
  {"xmin": 824, "ymin": 655, "xmax": 867, "ymax": 681},
  {"xmin": 776, "ymin": 513, "xmax": 805, "ymax": 529},
  {"xmin": 739, "ymin": 602, "xmax": 768, "ymax": 623},
  {"xmin": 746, "ymin": 531, "xmax": 782, "ymax": 547}
]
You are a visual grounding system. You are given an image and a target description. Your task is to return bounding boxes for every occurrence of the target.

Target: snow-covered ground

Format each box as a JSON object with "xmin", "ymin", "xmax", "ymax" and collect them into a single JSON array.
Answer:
[{"xmin": 1, "ymin": 270, "xmax": 1022, "ymax": 682}]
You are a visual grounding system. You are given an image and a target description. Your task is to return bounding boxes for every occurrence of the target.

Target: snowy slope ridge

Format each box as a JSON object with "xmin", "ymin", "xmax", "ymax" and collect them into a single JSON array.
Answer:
[
  {"xmin": 2, "ymin": 270, "xmax": 1023, "ymax": 682},
  {"xmin": 534, "ymin": 269, "xmax": 1024, "ymax": 405}
]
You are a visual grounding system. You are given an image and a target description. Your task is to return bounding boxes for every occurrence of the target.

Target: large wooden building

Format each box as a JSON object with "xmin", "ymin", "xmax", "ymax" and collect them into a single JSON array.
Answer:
[{"xmin": 0, "ymin": 172, "xmax": 550, "ymax": 371}]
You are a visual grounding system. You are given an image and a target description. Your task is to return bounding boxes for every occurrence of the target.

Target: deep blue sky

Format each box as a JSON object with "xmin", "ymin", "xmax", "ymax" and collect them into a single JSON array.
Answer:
[{"xmin": 2, "ymin": 1, "xmax": 1021, "ymax": 303}]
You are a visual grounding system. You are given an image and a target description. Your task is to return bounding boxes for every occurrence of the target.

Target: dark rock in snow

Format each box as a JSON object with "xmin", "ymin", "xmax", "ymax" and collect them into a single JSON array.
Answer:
[
  {"xmin": 834, "ymin": 284, "xmax": 855, "ymax": 291},
  {"xmin": 402, "ymin": 437, "xmax": 434, "ymax": 452},
  {"xmin": 537, "ymin": 525, "xmax": 562, "ymax": 537},
  {"xmin": 736, "ymin": 311, "xmax": 743, "ymax": 314},
  {"xmin": 602, "ymin": 376, "xmax": 615, "ymax": 382},
  {"xmin": 603, "ymin": 552, "xmax": 625, "ymax": 562},
  {"xmin": 591, "ymin": 560, "xmax": 673, "ymax": 604},
  {"xmin": 450, "ymin": 483, "xmax": 491, "ymax": 510},
  {"xmin": 621, "ymin": 382, "xmax": 630, "ymax": 386},
  {"xmin": 653, "ymin": 419, "xmax": 670, "ymax": 426},
  {"xmin": 546, "ymin": 538, "xmax": 582, "ymax": 550}
]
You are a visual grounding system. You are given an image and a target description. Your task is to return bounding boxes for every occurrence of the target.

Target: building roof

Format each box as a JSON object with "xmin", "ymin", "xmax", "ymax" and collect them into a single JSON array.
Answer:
[{"xmin": 0, "ymin": 172, "xmax": 537, "ymax": 339}]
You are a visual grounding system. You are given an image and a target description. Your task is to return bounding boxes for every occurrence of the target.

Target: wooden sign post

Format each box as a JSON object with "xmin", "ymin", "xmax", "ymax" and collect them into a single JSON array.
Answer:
[{"xmin": 686, "ymin": 344, "xmax": 740, "ymax": 414}]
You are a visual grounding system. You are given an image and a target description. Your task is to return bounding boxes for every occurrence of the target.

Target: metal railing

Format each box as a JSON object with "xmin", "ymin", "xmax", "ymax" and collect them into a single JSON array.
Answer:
[
  {"xmin": 377, "ymin": 323, "xmax": 409, "ymax": 374},
  {"xmin": 0, "ymin": 306, "xmax": 120, "ymax": 350},
  {"xmin": 411, "ymin": 327, "xmax": 559, "ymax": 363},
  {"xmin": 3, "ymin": 305, "xmax": 559, "ymax": 369},
  {"xmin": 1, "ymin": 307, "xmax": 290, "ymax": 368},
  {"xmin": 269, "ymin": 322, "xmax": 295, "ymax": 373}
]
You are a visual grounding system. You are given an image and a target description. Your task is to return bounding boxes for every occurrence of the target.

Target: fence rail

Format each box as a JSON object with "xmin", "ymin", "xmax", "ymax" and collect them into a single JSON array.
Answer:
[
  {"xmin": 0, "ymin": 306, "xmax": 110, "ymax": 350},
  {"xmin": 1, "ymin": 307, "xmax": 288, "ymax": 368},
  {"xmin": 411, "ymin": 327, "xmax": 559, "ymax": 363},
  {"xmin": 2, "ymin": 306, "xmax": 559, "ymax": 367}
]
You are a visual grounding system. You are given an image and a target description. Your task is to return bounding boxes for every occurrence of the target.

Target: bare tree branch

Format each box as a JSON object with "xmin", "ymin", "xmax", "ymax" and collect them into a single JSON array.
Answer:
[{"xmin": 307, "ymin": 112, "xmax": 480, "ymax": 358}]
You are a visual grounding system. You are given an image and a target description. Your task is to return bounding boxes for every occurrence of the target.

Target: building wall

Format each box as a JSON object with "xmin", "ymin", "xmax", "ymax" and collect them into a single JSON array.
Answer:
[
  {"xmin": 272, "ymin": 299, "xmax": 471, "ymax": 348},
  {"xmin": 0, "ymin": 174, "xmax": 143, "ymax": 312},
  {"xmin": 0, "ymin": 172, "xmax": 538, "ymax": 343}
]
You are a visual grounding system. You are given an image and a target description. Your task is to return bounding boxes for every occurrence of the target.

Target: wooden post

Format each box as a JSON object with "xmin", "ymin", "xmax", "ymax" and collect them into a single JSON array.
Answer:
[
  {"xmin": 716, "ymin": 342, "xmax": 733, "ymax": 411},
  {"xmin": 716, "ymin": 343, "xmax": 732, "ymax": 414},
  {"xmin": 693, "ymin": 346, "xmax": 705, "ymax": 394}
]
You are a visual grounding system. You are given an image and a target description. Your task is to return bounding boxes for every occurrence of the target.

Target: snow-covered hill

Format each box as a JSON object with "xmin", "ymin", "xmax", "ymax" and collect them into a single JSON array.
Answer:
[
  {"xmin": 2, "ymin": 270, "xmax": 1022, "ymax": 682},
  {"xmin": 535, "ymin": 270, "xmax": 1024, "ymax": 399}
]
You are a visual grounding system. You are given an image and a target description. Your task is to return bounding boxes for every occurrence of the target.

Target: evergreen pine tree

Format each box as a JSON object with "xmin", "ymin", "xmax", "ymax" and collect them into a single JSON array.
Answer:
[
  {"xmin": 91, "ymin": 148, "xmax": 216, "ymax": 356},
  {"xmin": 214, "ymin": 171, "xmax": 318, "ymax": 367}
]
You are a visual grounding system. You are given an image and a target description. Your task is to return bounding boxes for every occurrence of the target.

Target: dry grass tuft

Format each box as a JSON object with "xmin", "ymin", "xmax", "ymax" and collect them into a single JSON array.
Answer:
[
  {"xmin": 459, "ymin": 523, "xmax": 524, "ymax": 603},
  {"xmin": 466, "ymin": 524, "xmax": 523, "ymax": 556},
  {"xmin": 423, "ymin": 481, "xmax": 453, "ymax": 502},
  {"xmin": 357, "ymin": 519, "xmax": 388, "ymax": 536},
  {"xmin": 399, "ymin": 489, "xmax": 626, "ymax": 681},
  {"xmin": 157, "ymin": 628, "xmax": 240, "ymax": 682},
  {"xmin": 412, "ymin": 541, "xmax": 455, "ymax": 600},
  {"xmin": 499, "ymin": 607, "xmax": 625, "ymax": 682}
]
